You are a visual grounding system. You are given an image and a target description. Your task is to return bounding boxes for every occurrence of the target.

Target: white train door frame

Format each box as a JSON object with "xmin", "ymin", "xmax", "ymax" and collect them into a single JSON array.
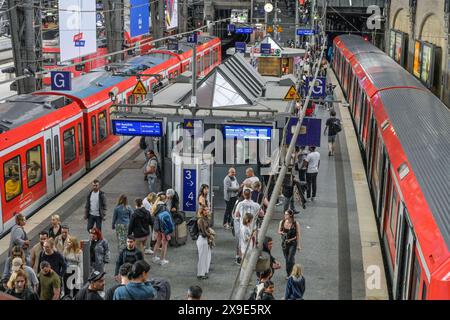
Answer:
[
  {"xmin": 52, "ymin": 127, "xmax": 63, "ymax": 193},
  {"xmin": 44, "ymin": 129, "xmax": 55, "ymax": 197}
]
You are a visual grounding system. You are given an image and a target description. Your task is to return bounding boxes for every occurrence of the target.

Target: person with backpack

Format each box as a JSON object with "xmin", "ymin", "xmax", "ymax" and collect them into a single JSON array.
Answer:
[
  {"xmin": 144, "ymin": 150, "xmax": 159, "ymax": 193},
  {"xmin": 151, "ymin": 195, "xmax": 173, "ymax": 266},
  {"xmin": 114, "ymin": 235, "xmax": 144, "ymax": 282},
  {"xmin": 196, "ymin": 206, "xmax": 213, "ymax": 280},
  {"xmin": 113, "ymin": 260, "xmax": 156, "ymax": 300},
  {"xmin": 324, "ymin": 110, "xmax": 342, "ymax": 156},
  {"xmin": 128, "ymin": 198, "xmax": 153, "ymax": 253}
]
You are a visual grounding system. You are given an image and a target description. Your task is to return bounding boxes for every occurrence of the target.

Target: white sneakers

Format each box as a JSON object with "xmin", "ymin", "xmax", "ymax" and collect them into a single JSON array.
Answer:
[
  {"xmin": 152, "ymin": 256, "xmax": 160, "ymax": 263},
  {"xmin": 160, "ymin": 259, "xmax": 169, "ymax": 266},
  {"xmin": 152, "ymin": 255, "xmax": 169, "ymax": 266},
  {"xmin": 144, "ymin": 249, "xmax": 154, "ymax": 255}
]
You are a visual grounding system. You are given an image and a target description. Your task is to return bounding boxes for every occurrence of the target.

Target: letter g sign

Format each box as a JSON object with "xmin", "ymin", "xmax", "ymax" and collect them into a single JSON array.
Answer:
[{"xmin": 50, "ymin": 71, "xmax": 72, "ymax": 91}]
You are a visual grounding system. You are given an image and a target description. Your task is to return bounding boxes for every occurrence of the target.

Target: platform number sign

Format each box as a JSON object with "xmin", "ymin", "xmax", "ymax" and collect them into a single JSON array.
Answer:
[
  {"xmin": 306, "ymin": 77, "xmax": 327, "ymax": 99},
  {"xmin": 187, "ymin": 32, "xmax": 198, "ymax": 44},
  {"xmin": 50, "ymin": 71, "xmax": 71, "ymax": 91},
  {"xmin": 183, "ymin": 169, "xmax": 197, "ymax": 212}
]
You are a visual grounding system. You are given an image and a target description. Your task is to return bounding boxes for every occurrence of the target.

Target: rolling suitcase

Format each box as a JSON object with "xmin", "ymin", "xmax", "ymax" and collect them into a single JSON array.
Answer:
[{"xmin": 169, "ymin": 221, "xmax": 188, "ymax": 247}]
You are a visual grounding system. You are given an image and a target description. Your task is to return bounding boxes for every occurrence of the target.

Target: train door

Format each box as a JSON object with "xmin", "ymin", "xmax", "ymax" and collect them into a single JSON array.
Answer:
[
  {"xmin": 43, "ymin": 127, "xmax": 63, "ymax": 196},
  {"xmin": 393, "ymin": 205, "xmax": 415, "ymax": 299},
  {"xmin": 0, "ymin": 189, "xmax": 3, "ymax": 234}
]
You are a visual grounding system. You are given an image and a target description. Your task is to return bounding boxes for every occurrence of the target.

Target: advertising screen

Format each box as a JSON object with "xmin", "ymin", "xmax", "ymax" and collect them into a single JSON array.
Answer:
[
  {"xmin": 389, "ymin": 30, "xmax": 396, "ymax": 58},
  {"xmin": 395, "ymin": 32, "xmax": 403, "ymax": 64},
  {"xmin": 420, "ymin": 43, "xmax": 433, "ymax": 86},
  {"xmin": 413, "ymin": 41, "xmax": 422, "ymax": 78},
  {"xmin": 166, "ymin": 0, "xmax": 178, "ymax": 29}
]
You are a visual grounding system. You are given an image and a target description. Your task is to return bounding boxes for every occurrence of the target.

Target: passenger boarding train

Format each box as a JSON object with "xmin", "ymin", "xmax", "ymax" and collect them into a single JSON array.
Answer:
[
  {"xmin": 0, "ymin": 35, "xmax": 221, "ymax": 236},
  {"xmin": 333, "ymin": 35, "xmax": 450, "ymax": 300}
]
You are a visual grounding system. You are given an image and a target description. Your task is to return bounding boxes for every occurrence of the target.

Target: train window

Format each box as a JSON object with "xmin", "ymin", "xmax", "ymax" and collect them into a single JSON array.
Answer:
[
  {"xmin": 4, "ymin": 156, "xmax": 22, "ymax": 201},
  {"xmin": 91, "ymin": 116, "xmax": 97, "ymax": 146},
  {"xmin": 127, "ymin": 95, "xmax": 134, "ymax": 105},
  {"xmin": 63, "ymin": 127, "xmax": 76, "ymax": 164},
  {"xmin": 54, "ymin": 136, "xmax": 60, "ymax": 171},
  {"xmin": 26, "ymin": 145, "xmax": 42, "ymax": 188},
  {"xmin": 98, "ymin": 111, "xmax": 107, "ymax": 141},
  {"xmin": 109, "ymin": 107, "xmax": 114, "ymax": 135},
  {"xmin": 46, "ymin": 139, "xmax": 53, "ymax": 175},
  {"xmin": 389, "ymin": 188, "xmax": 399, "ymax": 244},
  {"xmin": 77, "ymin": 123, "xmax": 83, "ymax": 155},
  {"xmin": 410, "ymin": 255, "xmax": 421, "ymax": 300}
]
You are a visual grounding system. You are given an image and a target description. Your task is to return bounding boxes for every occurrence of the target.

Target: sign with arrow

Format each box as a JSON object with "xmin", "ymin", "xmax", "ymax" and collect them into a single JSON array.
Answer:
[
  {"xmin": 283, "ymin": 85, "xmax": 301, "ymax": 101},
  {"xmin": 183, "ymin": 169, "xmax": 197, "ymax": 212},
  {"xmin": 132, "ymin": 79, "xmax": 147, "ymax": 95}
]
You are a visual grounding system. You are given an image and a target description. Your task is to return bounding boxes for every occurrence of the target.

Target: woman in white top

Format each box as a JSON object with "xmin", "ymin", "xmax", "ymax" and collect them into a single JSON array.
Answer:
[{"xmin": 63, "ymin": 236, "xmax": 83, "ymax": 298}]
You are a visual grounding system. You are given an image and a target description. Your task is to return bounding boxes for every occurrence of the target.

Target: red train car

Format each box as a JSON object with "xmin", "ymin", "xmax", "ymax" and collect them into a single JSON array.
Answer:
[
  {"xmin": 333, "ymin": 35, "xmax": 450, "ymax": 300},
  {"xmin": 0, "ymin": 35, "xmax": 221, "ymax": 236}
]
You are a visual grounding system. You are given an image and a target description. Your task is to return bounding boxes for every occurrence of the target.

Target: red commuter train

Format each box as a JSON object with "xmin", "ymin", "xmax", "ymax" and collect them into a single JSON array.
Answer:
[
  {"xmin": 0, "ymin": 35, "xmax": 221, "ymax": 236},
  {"xmin": 333, "ymin": 35, "xmax": 450, "ymax": 300}
]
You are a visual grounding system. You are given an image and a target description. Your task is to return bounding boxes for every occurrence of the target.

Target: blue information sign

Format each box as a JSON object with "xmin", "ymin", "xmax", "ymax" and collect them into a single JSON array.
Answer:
[
  {"xmin": 304, "ymin": 77, "xmax": 327, "ymax": 99},
  {"xmin": 227, "ymin": 24, "xmax": 235, "ymax": 32},
  {"xmin": 296, "ymin": 29, "xmax": 316, "ymax": 36},
  {"xmin": 286, "ymin": 118, "xmax": 322, "ymax": 147},
  {"xmin": 223, "ymin": 125, "xmax": 271, "ymax": 140},
  {"xmin": 235, "ymin": 27, "xmax": 253, "ymax": 34},
  {"xmin": 183, "ymin": 169, "xmax": 197, "ymax": 212},
  {"xmin": 187, "ymin": 32, "xmax": 198, "ymax": 44},
  {"xmin": 235, "ymin": 42, "xmax": 246, "ymax": 53},
  {"xmin": 261, "ymin": 43, "xmax": 271, "ymax": 55},
  {"xmin": 130, "ymin": 0, "xmax": 150, "ymax": 37},
  {"xmin": 112, "ymin": 120, "xmax": 163, "ymax": 136},
  {"xmin": 50, "ymin": 71, "xmax": 71, "ymax": 91}
]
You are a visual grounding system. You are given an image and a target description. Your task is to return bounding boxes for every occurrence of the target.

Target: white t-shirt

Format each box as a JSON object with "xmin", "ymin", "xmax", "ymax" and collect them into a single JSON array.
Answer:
[
  {"xmin": 240, "ymin": 224, "xmax": 254, "ymax": 256},
  {"xmin": 243, "ymin": 176, "xmax": 260, "ymax": 187},
  {"xmin": 143, "ymin": 197, "xmax": 152, "ymax": 212},
  {"xmin": 306, "ymin": 151, "xmax": 320, "ymax": 174},
  {"xmin": 90, "ymin": 191, "xmax": 100, "ymax": 216},
  {"xmin": 235, "ymin": 199, "xmax": 260, "ymax": 225}
]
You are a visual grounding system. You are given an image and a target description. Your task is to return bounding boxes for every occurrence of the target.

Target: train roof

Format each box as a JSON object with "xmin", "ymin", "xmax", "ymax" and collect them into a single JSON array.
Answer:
[
  {"xmin": 336, "ymin": 34, "xmax": 450, "ymax": 249},
  {"xmin": 0, "ymin": 95, "xmax": 67, "ymax": 133},
  {"xmin": 51, "ymin": 54, "xmax": 169, "ymax": 100},
  {"xmin": 378, "ymin": 89, "xmax": 450, "ymax": 247}
]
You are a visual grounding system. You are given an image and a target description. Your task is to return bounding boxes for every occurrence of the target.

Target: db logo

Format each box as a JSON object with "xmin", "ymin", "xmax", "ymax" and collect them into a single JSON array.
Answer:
[{"xmin": 73, "ymin": 32, "xmax": 85, "ymax": 47}]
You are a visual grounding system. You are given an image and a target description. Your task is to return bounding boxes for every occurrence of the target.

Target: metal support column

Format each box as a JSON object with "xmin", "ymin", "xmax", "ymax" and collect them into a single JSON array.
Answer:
[
  {"xmin": 295, "ymin": 0, "xmax": 299, "ymax": 47},
  {"xmin": 190, "ymin": 45, "xmax": 197, "ymax": 107},
  {"xmin": 104, "ymin": 0, "xmax": 124, "ymax": 63}
]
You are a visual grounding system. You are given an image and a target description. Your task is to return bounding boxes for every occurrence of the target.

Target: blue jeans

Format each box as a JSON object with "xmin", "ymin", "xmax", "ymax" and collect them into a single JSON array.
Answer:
[
  {"xmin": 147, "ymin": 175, "xmax": 157, "ymax": 193},
  {"xmin": 87, "ymin": 215, "xmax": 102, "ymax": 232}
]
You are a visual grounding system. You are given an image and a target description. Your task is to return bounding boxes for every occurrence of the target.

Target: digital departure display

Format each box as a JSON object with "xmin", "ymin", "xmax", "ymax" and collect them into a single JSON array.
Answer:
[
  {"xmin": 223, "ymin": 125, "xmax": 271, "ymax": 140},
  {"xmin": 112, "ymin": 119, "xmax": 163, "ymax": 137}
]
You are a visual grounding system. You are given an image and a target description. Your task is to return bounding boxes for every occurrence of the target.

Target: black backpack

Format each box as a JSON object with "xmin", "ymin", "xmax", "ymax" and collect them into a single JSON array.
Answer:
[
  {"xmin": 186, "ymin": 217, "xmax": 199, "ymax": 240},
  {"xmin": 332, "ymin": 119, "xmax": 342, "ymax": 133},
  {"xmin": 139, "ymin": 136, "xmax": 147, "ymax": 150}
]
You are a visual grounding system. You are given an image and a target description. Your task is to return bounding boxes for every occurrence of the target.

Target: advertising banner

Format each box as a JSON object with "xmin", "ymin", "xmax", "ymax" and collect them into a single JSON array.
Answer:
[
  {"xmin": 413, "ymin": 40, "xmax": 421, "ymax": 78},
  {"xmin": 420, "ymin": 43, "xmax": 433, "ymax": 86},
  {"xmin": 389, "ymin": 30, "xmax": 396, "ymax": 59},
  {"xmin": 130, "ymin": 0, "xmax": 150, "ymax": 37},
  {"xmin": 166, "ymin": 0, "xmax": 178, "ymax": 29},
  {"xmin": 59, "ymin": 0, "xmax": 97, "ymax": 62},
  {"xmin": 395, "ymin": 32, "xmax": 403, "ymax": 63},
  {"xmin": 230, "ymin": 9, "xmax": 248, "ymax": 23}
]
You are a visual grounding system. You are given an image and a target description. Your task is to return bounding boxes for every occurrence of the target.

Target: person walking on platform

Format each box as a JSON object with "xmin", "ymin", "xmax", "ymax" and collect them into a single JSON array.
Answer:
[
  {"xmin": 223, "ymin": 168, "xmax": 239, "ymax": 230},
  {"xmin": 196, "ymin": 206, "xmax": 213, "ymax": 280},
  {"xmin": 88, "ymin": 227, "xmax": 110, "ymax": 273},
  {"xmin": 105, "ymin": 262, "xmax": 132, "ymax": 300},
  {"xmin": 37, "ymin": 261, "xmax": 61, "ymax": 300},
  {"xmin": 303, "ymin": 146, "xmax": 320, "ymax": 201},
  {"xmin": 128, "ymin": 198, "xmax": 153, "ymax": 253},
  {"xmin": 282, "ymin": 172, "xmax": 300, "ymax": 215},
  {"xmin": 278, "ymin": 210, "xmax": 301, "ymax": 279},
  {"xmin": 285, "ymin": 264, "xmax": 306, "ymax": 300},
  {"xmin": 324, "ymin": 110, "xmax": 342, "ymax": 156},
  {"xmin": 112, "ymin": 194, "xmax": 133, "ymax": 251},
  {"xmin": 8, "ymin": 213, "xmax": 30, "ymax": 263},
  {"xmin": 144, "ymin": 150, "xmax": 159, "ymax": 193},
  {"xmin": 48, "ymin": 214, "xmax": 62, "ymax": 239},
  {"xmin": 114, "ymin": 235, "xmax": 143, "ymax": 281},
  {"xmin": 84, "ymin": 179, "xmax": 107, "ymax": 232},
  {"xmin": 143, "ymin": 193, "xmax": 157, "ymax": 254},
  {"xmin": 113, "ymin": 260, "xmax": 156, "ymax": 300},
  {"xmin": 38, "ymin": 239, "xmax": 67, "ymax": 278},
  {"xmin": 6, "ymin": 269, "xmax": 39, "ymax": 300},
  {"xmin": 63, "ymin": 236, "xmax": 83, "ymax": 298},
  {"xmin": 30, "ymin": 231, "xmax": 48, "ymax": 273},
  {"xmin": 54, "ymin": 225, "xmax": 70, "ymax": 253}
]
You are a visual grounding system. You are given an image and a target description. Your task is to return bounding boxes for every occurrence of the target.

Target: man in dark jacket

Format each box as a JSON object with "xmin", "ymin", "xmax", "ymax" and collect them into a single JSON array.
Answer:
[
  {"xmin": 114, "ymin": 235, "xmax": 144, "ymax": 280},
  {"xmin": 74, "ymin": 271, "xmax": 105, "ymax": 300},
  {"xmin": 38, "ymin": 239, "xmax": 67, "ymax": 278},
  {"xmin": 84, "ymin": 179, "xmax": 107, "ymax": 232},
  {"xmin": 128, "ymin": 198, "xmax": 153, "ymax": 253}
]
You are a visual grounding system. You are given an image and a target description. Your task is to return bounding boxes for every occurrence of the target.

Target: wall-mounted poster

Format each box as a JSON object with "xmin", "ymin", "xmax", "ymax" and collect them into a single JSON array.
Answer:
[
  {"xmin": 389, "ymin": 30, "xmax": 396, "ymax": 58},
  {"xmin": 413, "ymin": 40, "xmax": 421, "ymax": 78},
  {"xmin": 420, "ymin": 43, "xmax": 433, "ymax": 86},
  {"xmin": 166, "ymin": 0, "xmax": 178, "ymax": 29},
  {"xmin": 395, "ymin": 31, "xmax": 403, "ymax": 63}
]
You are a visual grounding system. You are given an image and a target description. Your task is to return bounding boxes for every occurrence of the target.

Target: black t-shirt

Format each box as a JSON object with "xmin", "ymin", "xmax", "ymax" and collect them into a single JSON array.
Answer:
[
  {"xmin": 326, "ymin": 118, "xmax": 340, "ymax": 136},
  {"xmin": 105, "ymin": 284, "xmax": 123, "ymax": 300},
  {"xmin": 38, "ymin": 251, "xmax": 67, "ymax": 277}
]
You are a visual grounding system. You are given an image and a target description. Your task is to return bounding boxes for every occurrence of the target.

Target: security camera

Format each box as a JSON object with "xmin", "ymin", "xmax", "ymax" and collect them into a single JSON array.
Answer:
[{"xmin": 109, "ymin": 87, "xmax": 119, "ymax": 102}]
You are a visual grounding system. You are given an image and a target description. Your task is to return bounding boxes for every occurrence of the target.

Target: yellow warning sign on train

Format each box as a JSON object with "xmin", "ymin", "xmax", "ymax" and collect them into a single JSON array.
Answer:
[
  {"xmin": 132, "ymin": 80, "xmax": 147, "ymax": 95},
  {"xmin": 185, "ymin": 121, "xmax": 193, "ymax": 128},
  {"xmin": 284, "ymin": 86, "xmax": 301, "ymax": 101}
]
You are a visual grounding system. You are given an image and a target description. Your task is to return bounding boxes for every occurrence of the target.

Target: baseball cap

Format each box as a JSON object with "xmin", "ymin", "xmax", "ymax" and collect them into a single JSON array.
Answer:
[
  {"xmin": 11, "ymin": 257, "xmax": 23, "ymax": 272},
  {"xmin": 88, "ymin": 270, "xmax": 106, "ymax": 282}
]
